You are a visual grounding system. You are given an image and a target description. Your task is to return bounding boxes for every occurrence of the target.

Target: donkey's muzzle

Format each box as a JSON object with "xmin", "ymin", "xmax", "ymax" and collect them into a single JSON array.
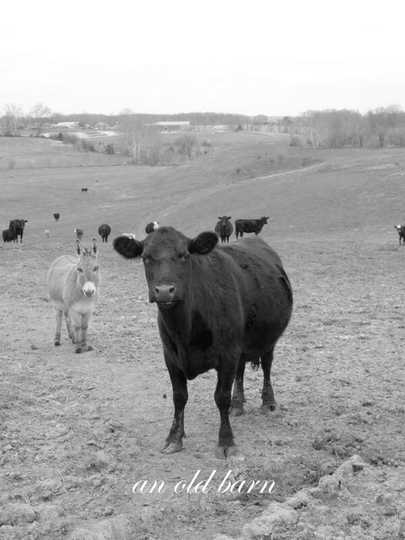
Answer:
[{"xmin": 82, "ymin": 282, "xmax": 96, "ymax": 297}]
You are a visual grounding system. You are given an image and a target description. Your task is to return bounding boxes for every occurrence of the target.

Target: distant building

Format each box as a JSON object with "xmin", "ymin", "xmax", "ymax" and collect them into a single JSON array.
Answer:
[
  {"xmin": 54, "ymin": 121, "xmax": 79, "ymax": 128},
  {"xmin": 146, "ymin": 121, "xmax": 191, "ymax": 133}
]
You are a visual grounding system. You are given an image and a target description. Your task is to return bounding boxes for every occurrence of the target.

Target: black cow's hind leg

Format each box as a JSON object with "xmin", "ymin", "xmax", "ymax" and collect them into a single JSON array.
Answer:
[
  {"xmin": 230, "ymin": 355, "xmax": 246, "ymax": 416},
  {"xmin": 162, "ymin": 361, "xmax": 188, "ymax": 454},
  {"xmin": 261, "ymin": 346, "xmax": 276, "ymax": 411},
  {"xmin": 215, "ymin": 362, "xmax": 238, "ymax": 458}
]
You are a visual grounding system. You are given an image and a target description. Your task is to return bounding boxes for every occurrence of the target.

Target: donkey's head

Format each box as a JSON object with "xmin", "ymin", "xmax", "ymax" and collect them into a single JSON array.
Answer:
[{"xmin": 76, "ymin": 238, "xmax": 100, "ymax": 297}]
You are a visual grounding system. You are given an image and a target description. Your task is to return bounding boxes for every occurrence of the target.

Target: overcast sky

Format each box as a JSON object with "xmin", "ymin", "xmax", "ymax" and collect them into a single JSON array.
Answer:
[{"xmin": 1, "ymin": 0, "xmax": 404, "ymax": 116}]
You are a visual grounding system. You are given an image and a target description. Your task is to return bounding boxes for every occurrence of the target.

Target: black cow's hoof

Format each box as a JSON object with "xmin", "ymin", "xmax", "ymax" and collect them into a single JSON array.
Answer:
[
  {"xmin": 230, "ymin": 406, "xmax": 244, "ymax": 417},
  {"xmin": 215, "ymin": 444, "xmax": 240, "ymax": 459},
  {"xmin": 161, "ymin": 441, "xmax": 183, "ymax": 454},
  {"xmin": 54, "ymin": 340, "xmax": 60, "ymax": 346},
  {"xmin": 261, "ymin": 402, "xmax": 277, "ymax": 413}
]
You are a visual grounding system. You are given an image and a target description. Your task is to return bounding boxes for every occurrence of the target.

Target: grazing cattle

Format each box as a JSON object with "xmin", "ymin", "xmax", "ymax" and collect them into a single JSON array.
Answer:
[
  {"xmin": 74, "ymin": 228, "xmax": 84, "ymax": 241},
  {"xmin": 113, "ymin": 227, "xmax": 293, "ymax": 457},
  {"xmin": 145, "ymin": 221, "xmax": 159, "ymax": 234},
  {"xmin": 235, "ymin": 217, "xmax": 269, "ymax": 239},
  {"xmin": 395, "ymin": 224, "xmax": 405, "ymax": 245},
  {"xmin": 81, "ymin": 187, "xmax": 88, "ymax": 192},
  {"xmin": 215, "ymin": 216, "xmax": 233, "ymax": 243},
  {"xmin": 47, "ymin": 239, "xmax": 100, "ymax": 353},
  {"xmin": 98, "ymin": 223, "xmax": 112, "ymax": 243},
  {"xmin": 53, "ymin": 213, "xmax": 60, "ymax": 221},
  {"xmin": 2, "ymin": 228, "xmax": 17, "ymax": 242},
  {"xmin": 9, "ymin": 219, "xmax": 28, "ymax": 243}
]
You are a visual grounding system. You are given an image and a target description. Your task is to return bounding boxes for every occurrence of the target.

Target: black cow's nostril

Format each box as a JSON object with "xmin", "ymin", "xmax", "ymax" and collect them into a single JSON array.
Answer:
[{"xmin": 169, "ymin": 286, "xmax": 175, "ymax": 294}]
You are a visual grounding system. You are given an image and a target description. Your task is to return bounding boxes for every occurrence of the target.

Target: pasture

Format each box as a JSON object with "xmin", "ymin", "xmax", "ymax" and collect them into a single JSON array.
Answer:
[{"xmin": 0, "ymin": 133, "xmax": 404, "ymax": 539}]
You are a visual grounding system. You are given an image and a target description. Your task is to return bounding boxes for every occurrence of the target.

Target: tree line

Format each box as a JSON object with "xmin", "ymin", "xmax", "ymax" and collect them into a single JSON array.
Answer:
[{"xmin": 282, "ymin": 106, "xmax": 405, "ymax": 148}]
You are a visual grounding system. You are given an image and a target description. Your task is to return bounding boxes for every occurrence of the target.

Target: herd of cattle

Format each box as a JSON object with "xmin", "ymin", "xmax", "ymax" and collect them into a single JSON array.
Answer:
[{"xmin": 2, "ymin": 216, "xmax": 271, "ymax": 245}]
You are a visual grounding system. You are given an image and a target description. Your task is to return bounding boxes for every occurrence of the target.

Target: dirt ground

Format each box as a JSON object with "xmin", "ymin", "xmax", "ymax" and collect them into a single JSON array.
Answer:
[{"xmin": 0, "ymin": 136, "xmax": 404, "ymax": 539}]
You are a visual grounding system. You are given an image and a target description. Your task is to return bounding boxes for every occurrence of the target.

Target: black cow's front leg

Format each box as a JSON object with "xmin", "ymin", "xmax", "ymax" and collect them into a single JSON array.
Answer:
[
  {"xmin": 162, "ymin": 361, "xmax": 188, "ymax": 454},
  {"xmin": 215, "ymin": 363, "xmax": 238, "ymax": 458}
]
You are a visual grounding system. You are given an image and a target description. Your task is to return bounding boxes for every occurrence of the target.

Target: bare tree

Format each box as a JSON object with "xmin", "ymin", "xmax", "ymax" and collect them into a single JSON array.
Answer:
[
  {"xmin": 29, "ymin": 103, "xmax": 52, "ymax": 136},
  {"xmin": 2, "ymin": 103, "xmax": 24, "ymax": 136}
]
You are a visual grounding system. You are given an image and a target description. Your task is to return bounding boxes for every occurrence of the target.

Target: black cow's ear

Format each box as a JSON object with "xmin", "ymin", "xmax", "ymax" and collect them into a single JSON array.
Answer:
[
  {"xmin": 113, "ymin": 236, "xmax": 144, "ymax": 259},
  {"xmin": 188, "ymin": 231, "xmax": 218, "ymax": 255}
]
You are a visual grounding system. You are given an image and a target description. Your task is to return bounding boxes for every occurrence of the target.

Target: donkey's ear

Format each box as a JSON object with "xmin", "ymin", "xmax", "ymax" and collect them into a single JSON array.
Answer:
[
  {"xmin": 188, "ymin": 231, "xmax": 218, "ymax": 255},
  {"xmin": 76, "ymin": 239, "xmax": 81, "ymax": 255},
  {"xmin": 113, "ymin": 236, "xmax": 144, "ymax": 259}
]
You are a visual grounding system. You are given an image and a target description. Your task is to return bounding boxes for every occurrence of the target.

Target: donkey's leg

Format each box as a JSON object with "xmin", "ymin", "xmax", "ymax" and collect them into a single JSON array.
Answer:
[
  {"xmin": 79, "ymin": 312, "xmax": 93, "ymax": 352},
  {"xmin": 64, "ymin": 311, "xmax": 75, "ymax": 342},
  {"xmin": 54, "ymin": 309, "xmax": 63, "ymax": 346},
  {"xmin": 69, "ymin": 310, "xmax": 83, "ymax": 353}
]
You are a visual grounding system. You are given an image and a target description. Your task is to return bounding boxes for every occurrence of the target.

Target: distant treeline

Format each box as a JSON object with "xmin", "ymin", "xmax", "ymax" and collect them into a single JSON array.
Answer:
[
  {"xmin": 283, "ymin": 106, "xmax": 405, "ymax": 148},
  {"xmin": 3, "ymin": 102, "xmax": 405, "ymax": 149}
]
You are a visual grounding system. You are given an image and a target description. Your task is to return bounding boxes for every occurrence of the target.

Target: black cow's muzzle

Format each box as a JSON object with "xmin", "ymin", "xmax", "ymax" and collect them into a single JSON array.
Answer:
[{"xmin": 150, "ymin": 284, "xmax": 178, "ymax": 308}]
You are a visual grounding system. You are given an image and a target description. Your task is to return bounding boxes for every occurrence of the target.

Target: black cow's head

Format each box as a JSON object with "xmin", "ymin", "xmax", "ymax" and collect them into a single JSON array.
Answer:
[
  {"xmin": 261, "ymin": 216, "xmax": 270, "ymax": 224},
  {"xmin": 113, "ymin": 226, "xmax": 218, "ymax": 309}
]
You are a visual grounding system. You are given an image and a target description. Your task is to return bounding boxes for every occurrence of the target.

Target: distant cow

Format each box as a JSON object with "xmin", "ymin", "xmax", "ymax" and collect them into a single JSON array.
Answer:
[
  {"xmin": 9, "ymin": 219, "xmax": 28, "ymax": 243},
  {"xmin": 215, "ymin": 216, "xmax": 233, "ymax": 243},
  {"xmin": 145, "ymin": 221, "xmax": 159, "ymax": 234},
  {"xmin": 2, "ymin": 228, "xmax": 17, "ymax": 242},
  {"xmin": 81, "ymin": 187, "xmax": 88, "ymax": 192},
  {"xmin": 113, "ymin": 226, "xmax": 293, "ymax": 457},
  {"xmin": 395, "ymin": 224, "xmax": 405, "ymax": 245},
  {"xmin": 98, "ymin": 223, "xmax": 112, "ymax": 242},
  {"xmin": 74, "ymin": 228, "xmax": 84, "ymax": 241},
  {"xmin": 53, "ymin": 213, "xmax": 60, "ymax": 221},
  {"xmin": 44, "ymin": 229, "xmax": 51, "ymax": 238},
  {"xmin": 235, "ymin": 217, "xmax": 269, "ymax": 239}
]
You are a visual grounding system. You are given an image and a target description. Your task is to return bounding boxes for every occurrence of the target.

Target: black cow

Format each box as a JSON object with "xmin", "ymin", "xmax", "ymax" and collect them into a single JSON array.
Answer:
[
  {"xmin": 235, "ymin": 217, "xmax": 269, "ymax": 239},
  {"xmin": 98, "ymin": 223, "xmax": 112, "ymax": 242},
  {"xmin": 81, "ymin": 187, "xmax": 88, "ymax": 192},
  {"xmin": 2, "ymin": 228, "xmax": 17, "ymax": 242},
  {"xmin": 145, "ymin": 221, "xmax": 159, "ymax": 234},
  {"xmin": 53, "ymin": 213, "xmax": 60, "ymax": 221},
  {"xmin": 395, "ymin": 224, "xmax": 405, "ymax": 245},
  {"xmin": 113, "ymin": 227, "xmax": 293, "ymax": 457},
  {"xmin": 9, "ymin": 219, "xmax": 28, "ymax": 243},
  {"xmin": 215, "ymin": 216, "xmax": 233, "ymax": 243}
]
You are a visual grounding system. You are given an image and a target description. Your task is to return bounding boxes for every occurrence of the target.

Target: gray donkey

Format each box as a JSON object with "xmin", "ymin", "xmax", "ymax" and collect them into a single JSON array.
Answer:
[{"xmin": 47, "ymin": 238, "xmax": 100, "ymax": 353}]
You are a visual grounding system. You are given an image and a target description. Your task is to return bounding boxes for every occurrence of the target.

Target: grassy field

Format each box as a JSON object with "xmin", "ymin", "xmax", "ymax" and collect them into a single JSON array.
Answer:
[{"xmin": 0, "ymin": 134, "xmax": 404, "ymax": 539}]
